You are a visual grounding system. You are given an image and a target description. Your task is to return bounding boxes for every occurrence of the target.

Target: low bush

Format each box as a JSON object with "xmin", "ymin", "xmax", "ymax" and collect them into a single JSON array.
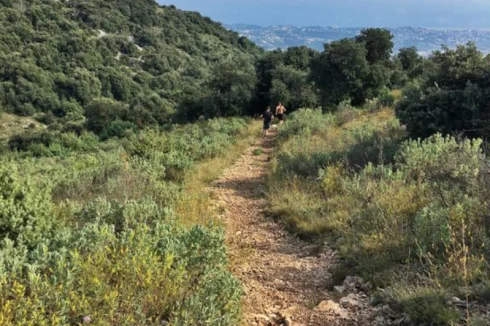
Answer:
[
  {"xmin": 274, "ymin": 108, "xmax": 404, "ymax": 178},
  {"xmin": 378, "ymin": 87, "xmax": 395, "ymax": 107},
  {"xmin": 253, "ymin": 148, "xmax": 264, "ymax": 156},
  {"xmin": 335, "ymin": 100, "xmax": 361, "ymax": 125},
  {"xmin": 0, "ymin": 167, "xmax": 56, "ymax": 249},
  {"xmin": 0, "ymin": 215, "xmax": 242, "ymax": 325},
  {"xmin": 384, "ymin": 287, "xmax": 461, "ymax": 325},
  {"xmin": 362, "ymin": 98, "xmax": 383, "ymax": 113},
  {"xmin": 276, "ymin": 108, "xmax": 337, "ymax": 141}
]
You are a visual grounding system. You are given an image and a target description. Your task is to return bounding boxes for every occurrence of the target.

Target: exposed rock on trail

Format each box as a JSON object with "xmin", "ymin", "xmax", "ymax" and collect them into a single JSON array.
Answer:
[{"xmin": 210, "ymin": 130, "xmax": 400, "ymax": 325}]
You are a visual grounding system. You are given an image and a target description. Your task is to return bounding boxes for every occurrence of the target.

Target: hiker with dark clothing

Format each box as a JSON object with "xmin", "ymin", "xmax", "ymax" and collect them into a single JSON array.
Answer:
[{"xmin": 261, "ymin": 107, "xmax": 274, "ymax": 137}]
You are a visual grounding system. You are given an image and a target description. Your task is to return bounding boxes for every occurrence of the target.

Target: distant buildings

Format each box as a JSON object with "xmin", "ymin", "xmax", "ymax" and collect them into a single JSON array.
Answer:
[{"xmin": 228, "ymin": 24, "xmax": 490, "ymax": 55}]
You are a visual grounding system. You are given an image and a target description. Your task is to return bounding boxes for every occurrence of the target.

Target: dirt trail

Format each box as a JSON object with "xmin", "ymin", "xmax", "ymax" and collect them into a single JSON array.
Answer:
[{"xmin": 210, "ymin": 129, "xmax": 389, "ymax": 326}]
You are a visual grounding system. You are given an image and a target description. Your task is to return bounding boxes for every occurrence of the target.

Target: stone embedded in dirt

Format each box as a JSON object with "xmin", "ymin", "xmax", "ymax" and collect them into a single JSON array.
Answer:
[
  {"xmin": 360, "ymin": 281, "xmax": 373, "ymax": 292},
  {"xmin": 277, "ymin": 309, "xmax": 295, "ymax": 326},
  {"xmin": 392, "ymin": 313, "xmax": 412, "ymax": 326},
  {"xmin": 340, "ymin": 293, "xmax": 364, "ymax": 310},
  {"xmin": 452, "ymin": 296, "xmax": 462, "ymax": 303},
  {"xmin": 314, "ymin": 300, "xmax": 339, "ymax": 311},
  {"xmin": 314, "ymin": 300, "xmax": 350, "ymax": 319},
  {"xmin": 342, "ymin": 275, "xmax": 370, "ymax": 294},
  {"xmin": 273, "ymin": 278, "xmax": 285, "ymax": 287},
  {"xmin": 280, "ymin": 305, "xmax": 299, "ymax": 319},
  {"xmin": 344, "ymin": 275, "xmax": 364, "ymax": 285},
  {"xmin": 250, "ymin": 313, "xmax": 271, "ymax": 326},
  {"xmin": 453, "ymin": 297, "xmax": 469, "ymax": 308},
  {"xmin": 334, "ymin": 285, "xmax": 346, "ymax": 295}
]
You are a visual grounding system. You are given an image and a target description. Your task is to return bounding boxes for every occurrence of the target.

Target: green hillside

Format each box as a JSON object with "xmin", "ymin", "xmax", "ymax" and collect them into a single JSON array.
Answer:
[{"xmin": 0, "ymin": 0, "xmax": 261, "ymax": 136}]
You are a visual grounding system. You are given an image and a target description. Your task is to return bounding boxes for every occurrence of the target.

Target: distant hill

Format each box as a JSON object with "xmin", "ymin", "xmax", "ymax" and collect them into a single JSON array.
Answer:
[
  {"xmin": 0, "ymin": 1, "xmax": 261, "ymax": 136},
  {"xmin": 227, "ymin": 24, "xmax": 490, "ymax": 55}
]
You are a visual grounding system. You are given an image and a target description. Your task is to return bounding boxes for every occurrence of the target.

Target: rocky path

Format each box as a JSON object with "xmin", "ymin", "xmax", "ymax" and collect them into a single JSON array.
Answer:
[{"xmin": 210, "ymin": 129, "xmax": 401, "ymax": 326}]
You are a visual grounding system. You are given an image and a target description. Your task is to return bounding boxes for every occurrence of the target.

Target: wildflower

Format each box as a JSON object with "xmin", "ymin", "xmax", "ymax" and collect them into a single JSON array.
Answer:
[{"xmin": 83, "ymin": 316, "xmax": 91, "ymax": 323}]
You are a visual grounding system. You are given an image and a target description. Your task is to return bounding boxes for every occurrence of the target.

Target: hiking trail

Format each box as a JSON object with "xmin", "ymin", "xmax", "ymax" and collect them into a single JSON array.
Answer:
[{"xmin": 210, "ymin": 129, "xmax": 399, "ymax": 325}]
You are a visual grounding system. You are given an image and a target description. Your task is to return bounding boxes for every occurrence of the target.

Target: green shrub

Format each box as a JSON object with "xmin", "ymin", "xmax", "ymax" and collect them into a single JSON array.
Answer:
[
  {"xmin": 363, "ymin": 98, "xmax": 382, "ymax": 112},
  {"xmin": 397, "ymin": 134, "xmax": 483, "ymax": 195},
  {"xmin": 276, "ymin": 150, "xmax": 333, "ymax": 177},
  {"xmin": 387, "ymin": 287, "xmax": 460, "ymax": 325},
  {"xmin": 335, "ymin": 100, "xmax": 361, "ymax": 125},
  {"xmin": 0, "ymin": 167, "xmax": 56, "ymax": 249},
  {"xmin": 276, "ymin": 109, "xmax": 404, "ymax": 176},
  {"xmin": 277, "ymin": 108, "xmax": 337, "ymax": 141},
  {"xmin": 413, "ymin": 204, "xmax": 452, "ymax": 254},
  {"xmin": 253, "ymin": 148, "xmax": 264, "ymax": 156},
  {"xmin": 0, "ymin": 219, "xmax": 242, "ymax": 325},
  {"xmin": 378, "ymin": 87, "xmax": 395, "ymax": 107},
  {"xmin": 103, "ymin": 120, "xmax": 138, "ymax": 139}
]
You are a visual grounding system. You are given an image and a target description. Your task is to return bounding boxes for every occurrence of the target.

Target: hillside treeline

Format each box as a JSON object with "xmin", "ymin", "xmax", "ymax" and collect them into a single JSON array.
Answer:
[
  {"xmin": 2, "ymin": 0, "xmax": 490, "ymax": 145},
  {"xmin": 0, "ymin": 0, "xmax": 261, "ymax": 138}
]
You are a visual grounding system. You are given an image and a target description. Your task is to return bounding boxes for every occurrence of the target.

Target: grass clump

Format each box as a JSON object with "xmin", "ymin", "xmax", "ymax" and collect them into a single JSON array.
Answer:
[
  {"xmin": 253, "ymin": 148, "xmax": 264, "ymax": 156},
  {"xmin": 382, "ymin": 286, "xmax": 461, "ymax": 325}
]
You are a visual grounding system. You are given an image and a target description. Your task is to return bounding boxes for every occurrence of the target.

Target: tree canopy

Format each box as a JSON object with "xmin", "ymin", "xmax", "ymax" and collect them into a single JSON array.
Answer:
[{"xmin": 396, "ymin": 42, "xmax": 490, "ymax": 138}]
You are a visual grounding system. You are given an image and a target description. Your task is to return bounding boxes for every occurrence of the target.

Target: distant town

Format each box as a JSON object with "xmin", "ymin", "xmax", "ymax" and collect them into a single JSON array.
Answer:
[{"xmin": 228, "ymin": 24, "xmax": 490, "ymax": 55}]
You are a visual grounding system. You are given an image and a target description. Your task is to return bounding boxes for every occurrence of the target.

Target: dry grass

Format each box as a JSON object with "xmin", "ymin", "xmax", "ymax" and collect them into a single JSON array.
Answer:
[
  {"xmin": 0, "ymin": 113, "xmax": 45, "ymax": 144},
  {"xmin": 392, "ymin": 89, "xmax": 403, "ymax": 102},
  {"xmin": 267, "ymin": 174, "xmax": 328, "ymax": 238},
  {"xmin": 342, "ymin": 107, "xmax": 395, "ymax": 130},
  {"xmin": 175, "ymin": 121, "xmax": 262, "ymax": 227}
]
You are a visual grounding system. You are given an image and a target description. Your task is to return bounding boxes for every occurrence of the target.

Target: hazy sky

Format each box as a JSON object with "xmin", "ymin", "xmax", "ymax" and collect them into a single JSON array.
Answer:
[{"xmin": 158, "ymin": 0, "xmax": 490, "ymax": 28}]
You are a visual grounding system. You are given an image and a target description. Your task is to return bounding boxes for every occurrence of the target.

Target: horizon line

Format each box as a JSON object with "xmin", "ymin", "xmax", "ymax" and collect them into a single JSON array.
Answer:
[{"xmin": 225, "ymin": 23, "xmax": 490, "ymax": 31}]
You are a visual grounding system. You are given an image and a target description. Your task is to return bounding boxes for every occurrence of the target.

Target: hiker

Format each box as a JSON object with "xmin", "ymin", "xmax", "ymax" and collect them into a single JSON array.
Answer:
[
  {"xmin": 261, "ymin": 106, "xmax": 274, "ymax": 137},
  {"xmin": 275, "ymin": 102, "xmax": 286, "ymax": 126}
]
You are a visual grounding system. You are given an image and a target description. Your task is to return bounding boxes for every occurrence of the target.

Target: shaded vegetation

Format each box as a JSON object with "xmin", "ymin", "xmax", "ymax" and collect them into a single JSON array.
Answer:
[{"xmin": 396, "ymin": 43, "xmax": 490, "ymax": 139}]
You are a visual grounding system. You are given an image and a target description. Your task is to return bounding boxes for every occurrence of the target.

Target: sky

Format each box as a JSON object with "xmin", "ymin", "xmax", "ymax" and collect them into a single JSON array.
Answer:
[{"xmin": 158, "ymin": 0, "xmax": 490, "ymax": 28}]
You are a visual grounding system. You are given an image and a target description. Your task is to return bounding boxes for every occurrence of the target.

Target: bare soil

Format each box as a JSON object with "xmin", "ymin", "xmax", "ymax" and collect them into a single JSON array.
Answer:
[{"xmin": 210, "ymin": 130, "xmax": 389, "ymax": 326}]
